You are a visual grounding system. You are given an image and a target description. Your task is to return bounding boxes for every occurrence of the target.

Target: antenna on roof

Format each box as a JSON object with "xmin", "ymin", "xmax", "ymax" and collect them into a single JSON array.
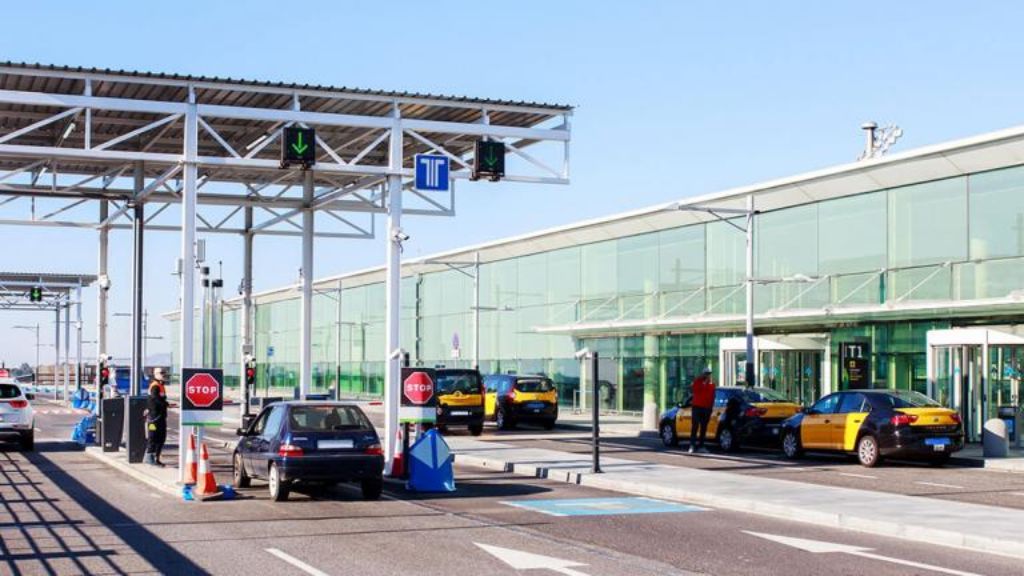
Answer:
[{"xmin": 859, "ymin": 122, "xmax": 903, "ymax": 160}]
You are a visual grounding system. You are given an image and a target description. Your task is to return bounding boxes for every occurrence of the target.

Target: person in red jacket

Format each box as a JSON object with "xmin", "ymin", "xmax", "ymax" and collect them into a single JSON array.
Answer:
[{"xmin": 689, "ymin": 366, "xmax": 716, "ymax": 454}]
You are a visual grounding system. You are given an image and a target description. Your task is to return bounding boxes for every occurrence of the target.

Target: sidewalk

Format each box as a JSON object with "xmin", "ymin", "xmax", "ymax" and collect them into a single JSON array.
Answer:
[{"xmin": 448, "ymin": 437, "xmax": 1024, "ymax": 559}]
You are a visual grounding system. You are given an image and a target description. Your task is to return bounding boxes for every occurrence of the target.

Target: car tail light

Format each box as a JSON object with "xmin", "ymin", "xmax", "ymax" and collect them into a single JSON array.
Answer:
[
  {"xmin": 507, "ymin": 389, "xmax": 517, "ymax": 401},
  {"xmin": 278, "ymin": 444, "xmax": 304, "ymax": 457},
  {"xmin": 891, "ymin": 413, "xmax": 918, "ymax": 426},
  {"xmin": 364, "ymin": 443, "xmax": 383, "ymax": 456},
  {"xmin": 6, "ymin": 400, "xmax": 28, "ymax": 409},
  {"xmin": 950, "ymin": 413, "xmax": 962, "ymax": 424},
  {"xmin": 744, "ymin": 407, "xmax": 767, "ymax": 418}
]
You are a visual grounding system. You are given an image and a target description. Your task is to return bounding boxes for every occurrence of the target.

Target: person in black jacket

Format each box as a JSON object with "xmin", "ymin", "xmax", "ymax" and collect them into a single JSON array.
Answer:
[{"xmin": 144, "ymin": 367, "xmax": 169, "ymax": 467}]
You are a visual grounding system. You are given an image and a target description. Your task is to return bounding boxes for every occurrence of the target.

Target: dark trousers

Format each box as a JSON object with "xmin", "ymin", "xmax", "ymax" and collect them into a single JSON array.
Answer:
[
  {"xmin": 146, "ymin": 421, "xmax": 166, "ymax": 459},
  {"xmin": 690, "ymin": 406, "xmax": 712, "ymax": 448}
]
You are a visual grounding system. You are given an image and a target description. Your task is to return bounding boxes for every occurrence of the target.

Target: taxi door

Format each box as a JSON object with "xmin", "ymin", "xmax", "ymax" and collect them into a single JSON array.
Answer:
[
  {"xmin": 707, "ymin": 390, "xmax": 729, "ymax": 438},
  {"xmin": 674, "ymin": 402, "xmax": 693, "ymax": 437},
  {"xmin": 835, "ymin": 393, "xmax": 870, "ymax": 451},
  {"xmin": 483, "ymin": 376, "xmax": 500, "ymax": 419},
  {"xmin": 800, "ymin": 394, "xmax": 840, "ymax": 450}
]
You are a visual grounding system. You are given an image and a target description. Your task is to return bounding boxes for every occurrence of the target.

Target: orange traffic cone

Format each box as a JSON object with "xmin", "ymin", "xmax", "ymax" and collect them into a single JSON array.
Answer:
[
  {"xmin": 183, "ymin": 432, "xmax": 198, "ymax": 485},
  {"xmin": 389, "ymin": 428, "xmax": 405, "ymax": 478},
  {"xmin": 193, "ymin": 442, "xmax": 222, "ymax": 501}
]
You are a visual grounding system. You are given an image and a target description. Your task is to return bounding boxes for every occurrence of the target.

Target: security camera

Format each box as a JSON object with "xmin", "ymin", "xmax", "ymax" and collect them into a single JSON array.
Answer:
[
  {"xmin": 574, "ymin": 347, "xmax": 592, "ymax": 360},
  {"xmin": 97, "ymin": 275, "xmax": 111, "ymax": 291},
  {"xmin": 391, "ymin": 227, "xmax": 410, "ymax": 243}
]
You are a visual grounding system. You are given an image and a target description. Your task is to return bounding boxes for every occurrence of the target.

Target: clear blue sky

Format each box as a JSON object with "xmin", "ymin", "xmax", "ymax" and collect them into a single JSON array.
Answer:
[{"xmin": 2, "ymin": 1, "xmax": 1024, "ymax": 366}]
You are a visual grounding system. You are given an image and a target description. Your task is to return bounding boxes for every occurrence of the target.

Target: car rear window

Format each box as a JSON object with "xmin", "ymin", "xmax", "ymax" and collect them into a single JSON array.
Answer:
[
  {"xmin": 876, "ymin": 390, "xmax": 942, "ymax": 409},
  {"xmin": 436, "ymin": 372, "xmax": 481, "ymax": 395},
  {"xmin": 289, "ymin": 406, "xmax": 372, "ymax": 431},
  {"xmin": 514, "ymin": 379, "xmax": 553, "ymax": 393},
  {"xmin": 0, "ymin": 384, "xmax": 21, "ymax": 399}
]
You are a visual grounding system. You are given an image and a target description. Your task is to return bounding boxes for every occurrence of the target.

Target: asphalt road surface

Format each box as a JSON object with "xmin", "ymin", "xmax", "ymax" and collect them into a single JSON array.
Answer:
[{"xmin": 0, "ymin": 401, "xmax": 1020, "ymax": 575}]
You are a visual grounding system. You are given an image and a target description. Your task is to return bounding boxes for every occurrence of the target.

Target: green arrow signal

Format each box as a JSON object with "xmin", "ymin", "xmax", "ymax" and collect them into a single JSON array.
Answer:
[
  {"xmin": 291, "ymin": 131, "xmax": 309, "ymax": 155},
  {"xmin": 483, "ymin": 146, "xmax": 498, "ymax": 167}
]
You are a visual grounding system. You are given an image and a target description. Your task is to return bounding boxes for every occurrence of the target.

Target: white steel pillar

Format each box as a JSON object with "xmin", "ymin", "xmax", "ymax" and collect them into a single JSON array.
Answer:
[
  {"xmin": 54, "ymin": 306, "xmax": 60, "ymax": 400},
  {"xmin": 75, "ymin": 284, "xmax": 82, "ymax": 390},
  {"xmin": 63, "ymin": 302, "xmax": 71, "ymax": 402},
  {"xmin": 744, "ymin": 193, "xmax": 756, "ymax": 388},
  {"xmin": 178, "ymin": 88, "xmax": 199, "ymax": 480},
  {"xmin": 240, "ymin": 207, "xmax": 253, "ymax": 425},
  {"xmin": 473, "ymin": 252, "xmax": 480, "ymax": 371},
  {"xmin": 383, "ymin": 103, "xmax": 403, "ymax": 473},
  {"xmin": 97, "ymin": 201, "xmax": 108, "ymax": 389},
  {"xmin": 335, "ymin": 278, "xmax": 343, "ymax": 399},
  {"xmin": 130, "ymin": 161, "xmax": 145, "ymax": 397},
  {"xmin": 299, "ymin": 169, "xmax": 314, "ymax": 399}
]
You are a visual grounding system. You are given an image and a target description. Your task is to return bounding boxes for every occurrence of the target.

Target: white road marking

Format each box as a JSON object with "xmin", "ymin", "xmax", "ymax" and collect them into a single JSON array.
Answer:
[
  {"xmin": 915, "ymin": 481, "xmax": 963, "ymax": 490},
  {"xmin": 745, "ymin": 531, "xmax": 982, "ymax": 576},
  {"xmin": 265, "ymin": 548, "xmax": 331, "ymax": 576},
  {"xmin": 1010, "ymin": 492, "xmax": 1024, "ymax": 497},
  {"xmin": 475, "ymin": 543, "xmax": 591, "ymax": 576},
  {"xmin": 838, "ymin": 472, "xmax": 877, "ymax": 480}
]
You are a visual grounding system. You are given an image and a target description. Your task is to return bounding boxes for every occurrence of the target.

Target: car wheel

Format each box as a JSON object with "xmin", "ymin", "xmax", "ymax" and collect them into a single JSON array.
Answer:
[
  {"xmin": 469, "ymin": 423, "xmax": 483, "ymax": 436},
  {"xmin": 361, "ymin": 477, "xmax": 383, "ymax": 500},
  {"xmin": 718, "ymin": 427, "xmax": 737, "ymax": 452},
  {"xmin": 20, "ymin": 430, "xmax": 34, "ymax": 452},
  {"xmin": 268, "ymin": 463, "xmax": 289, "ymax": 502},
  {"xmin": 857, "ymin": 435, "xmax": 881, "ymax": 468},
  {"xmin": 496, "ymin": 408, "xmax": 513, "ymax": 430},
  {"xmin": 660, "ymin": 422, "xmax": 678, "ymax": 448},
  {"xmin": 782, "ymin": 430, "xmax": 802, "ymax": 459},
  {"xmin": 233, "ymin": 453, "xmax": 250, "ymax": 488}
]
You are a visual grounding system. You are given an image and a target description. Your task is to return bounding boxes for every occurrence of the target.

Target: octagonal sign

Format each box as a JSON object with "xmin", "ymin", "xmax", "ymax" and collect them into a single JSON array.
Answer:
[
  {"xmin": 404, "ymin": 371, "xmax": 434, "ymax": 405},
  {"xmin": 186, "ymin": 373, "xmax": 220, "ymax": 408}
]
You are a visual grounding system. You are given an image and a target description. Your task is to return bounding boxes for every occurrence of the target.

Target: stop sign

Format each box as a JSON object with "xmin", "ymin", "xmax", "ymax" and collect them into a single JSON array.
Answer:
[
  {"xmin": 403, "ymin": 371, "xmax": 434, "ymax": 405},
  {"xmin": 185, "ymin": 372, "xmax": 220, "ymax": 408}
]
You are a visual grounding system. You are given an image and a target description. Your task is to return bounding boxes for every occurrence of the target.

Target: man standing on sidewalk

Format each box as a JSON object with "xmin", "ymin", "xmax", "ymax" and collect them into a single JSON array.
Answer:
[
  {"xmin": 689, "ymin": 366, "xmax": 716, "ymax": 454},
  {"xmin": 144, "ymin": 367, "xmax": 169, "ymax": 467}
]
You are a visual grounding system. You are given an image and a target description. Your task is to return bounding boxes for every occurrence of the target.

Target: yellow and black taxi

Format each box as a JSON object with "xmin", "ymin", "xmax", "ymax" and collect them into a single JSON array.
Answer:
[
  {"xmin": 659, "ymin": 386, "xmax": 803, "ymax": 451},
  {"xmin": 483, "ymin": 374, "xmax": 558, "ymax": 430},
  {"xmin": 780, "ymin": 389, "xmax": 964, "ymax": 467},
  {"xmin": 434, "ymin": 368, "xmax": 485, "ymax": 436}
]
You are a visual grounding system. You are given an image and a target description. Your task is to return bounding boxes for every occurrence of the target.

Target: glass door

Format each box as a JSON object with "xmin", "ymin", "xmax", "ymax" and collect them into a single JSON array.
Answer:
[
  {"xmin": 760, "ymin": 350, "xmax": 822, "ymax": 406},
  {"xmin": 933, "ymin": 345, "xmax": 985, "ymax": 442},
  {"xmin": 988, "ymin": 345, "xmax": 1023, "ymax": 428}
]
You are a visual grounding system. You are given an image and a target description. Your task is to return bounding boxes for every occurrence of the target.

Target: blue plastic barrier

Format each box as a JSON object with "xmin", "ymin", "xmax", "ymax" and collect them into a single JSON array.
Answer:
[
  {"xmin": 406, "ymin": 428, "xmax": 455, "ymax": 493},
  {"xmin": 71, "ymin": 414, "xmax": 96, "ymax": 445}
]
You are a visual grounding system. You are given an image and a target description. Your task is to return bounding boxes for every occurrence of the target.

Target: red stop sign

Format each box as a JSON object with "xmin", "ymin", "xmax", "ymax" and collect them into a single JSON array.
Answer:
[
  {"xmin": 185, "ymin": 372, "xmax": 220, "ymax": 408},
  {"xmin": 403, "ymin": 371, "xmax": 434, "ymax": 405}
]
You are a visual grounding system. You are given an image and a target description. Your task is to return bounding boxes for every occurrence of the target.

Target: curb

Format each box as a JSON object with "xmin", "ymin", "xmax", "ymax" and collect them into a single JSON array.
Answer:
[
  {"xmin": 454, "ymin": 453, "xmax": 1024, "ymax": 560},
  {"xmin": 85, "ymin": 447, "xmax": 181, "ymax": 497}
]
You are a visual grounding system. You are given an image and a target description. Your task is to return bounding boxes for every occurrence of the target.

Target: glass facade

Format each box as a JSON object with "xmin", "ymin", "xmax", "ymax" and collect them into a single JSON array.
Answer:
[{"xmin": 171, "ymin": 165, "xmax": 1024, "ymax": 417}]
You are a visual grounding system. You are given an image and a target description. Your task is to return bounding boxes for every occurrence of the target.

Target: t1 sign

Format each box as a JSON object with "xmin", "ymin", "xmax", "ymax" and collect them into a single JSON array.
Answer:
[{"xmin": 840, "ymin": 342, "xmax": 871, "ymax": 389}]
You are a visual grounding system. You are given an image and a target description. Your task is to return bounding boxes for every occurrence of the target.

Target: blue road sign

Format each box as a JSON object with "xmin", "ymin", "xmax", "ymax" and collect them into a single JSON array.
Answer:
[
  {"xmin": 500, "ymin": 497, "xmax": 705, "ymax": 517},
  {"xmin": 267, "ymin": 346, "xmax": 275, "ymax": 358},
  {"xmin": 415, "ymin": 154, "xmax": 450, "ymax": 192}
]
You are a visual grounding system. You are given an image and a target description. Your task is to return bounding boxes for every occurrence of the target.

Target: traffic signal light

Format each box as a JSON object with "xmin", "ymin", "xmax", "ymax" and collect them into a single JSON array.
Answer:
[
  {"xmin": 244, "ymin": 357, "xmax": 256, "ymax": 388},
  {"xmin": 29, "ymin": 286, "xmax": 43, "ymax": 302},
  {"xmin": 99, "ymin": 364, "xmax": 110, "ymax": 388},
  {"xmin": 472, "ymin": 139, "xmax": 505, "ymax": 182}
]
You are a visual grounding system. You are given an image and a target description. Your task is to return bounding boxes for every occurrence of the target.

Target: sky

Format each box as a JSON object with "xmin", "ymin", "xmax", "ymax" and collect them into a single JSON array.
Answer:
[{"xmin": 2, "ymin": 0, "xmax": 1024, "ymax": 366}]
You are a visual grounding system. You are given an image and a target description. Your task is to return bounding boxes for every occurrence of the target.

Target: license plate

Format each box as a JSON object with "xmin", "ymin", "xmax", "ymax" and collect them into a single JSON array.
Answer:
[
  {"xmin": 318, "ymin": 439, "xmax": 354, "ymax": 449},
  {"xmin": 925, "ymin": 437, "xmax": 950, "ymax": 448},
  {"xmin": 527, "ymin": 402, "xmax": 545, "ymax": 410},
  {"xmin": 450, "ymin": 410, "xmax": 469, "ymax": 416}
]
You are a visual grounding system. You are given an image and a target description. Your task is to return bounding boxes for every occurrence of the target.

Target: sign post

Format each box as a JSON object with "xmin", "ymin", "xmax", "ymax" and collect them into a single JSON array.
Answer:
[{"xmin": 840, "ymin": 342, "xmax": 871, "ymax": 389}]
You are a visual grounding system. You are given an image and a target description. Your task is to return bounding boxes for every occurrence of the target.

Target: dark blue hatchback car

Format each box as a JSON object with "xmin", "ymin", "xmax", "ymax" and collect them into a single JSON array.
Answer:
[{"xmin": 233, "ymin": 402, "xmax": 384, "ymax": 501}]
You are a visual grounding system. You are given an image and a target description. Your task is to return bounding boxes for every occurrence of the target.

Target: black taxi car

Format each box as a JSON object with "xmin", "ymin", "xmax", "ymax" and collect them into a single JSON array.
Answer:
[
  {"xmin": 659, "ymin": 386, "xmax": 802, "ymax": 451},
  {"xmin": 780, "ymin": 389, "xmax": 964, "ymax": 467},
  {"xmin": 434, "ymin": 368, "xmax": 485, "ymax": 436},
  {"xmin": 484, "ymin": 374, "xmax": 558, "ymax": 430}
]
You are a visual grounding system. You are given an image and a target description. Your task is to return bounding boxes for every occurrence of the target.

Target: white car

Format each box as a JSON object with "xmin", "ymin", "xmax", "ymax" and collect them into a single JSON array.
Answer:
[{"xmin": 0, "ymin": 380, "xmax": 35, "ymax": 450}]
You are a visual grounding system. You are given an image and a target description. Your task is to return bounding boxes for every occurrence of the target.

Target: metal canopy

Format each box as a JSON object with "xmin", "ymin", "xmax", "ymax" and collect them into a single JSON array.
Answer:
[
  {"xmin": 0, "ymin": 62, "xmax": 573, "ymax": 239},
  {"xmin": 0, "ymin": 271, "xmax": 95, "ymax": 311}
]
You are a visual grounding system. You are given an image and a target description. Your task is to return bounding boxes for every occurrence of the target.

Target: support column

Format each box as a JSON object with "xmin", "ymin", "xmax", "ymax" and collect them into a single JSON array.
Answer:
[
  {"xmin": 384, "ymin": 104, "xmax": 404, "ymax": 473},
  {"xmin": 178, "ymin": 90, "xmax": 199, "ymax": 480},
  {"xmin": 473, "ymin": 252, "xmax": 480, "ymax": 371},
  {"xmin": 54, "ymin": 306, "xmax": 60, "ymax": 400},
  {"xmin": 642, "ymin": 279, "xmax": 659, "ymax": 430},
  {"xmin": 299, "ymin": 170, "xmax": 314, "ymax": 400},
  {"xmin": 130, "ymin": 161, "xmax": 145, "ymax": 397},
  {"xmin": 744, "ymin": 193, "xmax": 756, "ymax": 388},
  {"xmin": 335, "ymin": 278, "xmax": 342, "ymax": 400},
  {"xmin": 64, "ymin": 302, "xmax": 71, "ymax": 402},
  {"xmin": 240, "ymin": 207, "xmax": 253, "ymax": 424},
  {"xmin": 75, "ymin": 284, "xmax": 82, "ymax": 390},
  {"xmin": 97, "ymin": 201, "xmax": 108, "ymax": 396}
]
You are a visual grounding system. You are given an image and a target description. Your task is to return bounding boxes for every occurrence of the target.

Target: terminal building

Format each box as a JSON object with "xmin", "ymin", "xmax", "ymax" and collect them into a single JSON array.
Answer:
[{"xmin": 172, "ymin": 124, "xmax": 1024, "ymax": 439}]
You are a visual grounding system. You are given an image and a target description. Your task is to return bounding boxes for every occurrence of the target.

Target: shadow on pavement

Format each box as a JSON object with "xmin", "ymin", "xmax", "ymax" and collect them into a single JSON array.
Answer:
[{"xmin": 7, "ymin": 442, "xmax": 211, "ymax": 576}]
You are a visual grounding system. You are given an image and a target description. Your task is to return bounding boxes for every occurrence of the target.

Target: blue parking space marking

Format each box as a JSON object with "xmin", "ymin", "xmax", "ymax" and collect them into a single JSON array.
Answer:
[{"xmin": 500, "ymin": 497, "xmax": 706, "ymax": 517}]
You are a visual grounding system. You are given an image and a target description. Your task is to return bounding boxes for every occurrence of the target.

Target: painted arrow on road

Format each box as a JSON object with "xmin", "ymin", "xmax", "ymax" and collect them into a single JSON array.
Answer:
[
  {"xmin": 475, "ymin": 543, "xmax": 591, "ymax": 576},
  {"xmin": 743, "ymin": 532, "xmax": 982, "ymax": 576}
]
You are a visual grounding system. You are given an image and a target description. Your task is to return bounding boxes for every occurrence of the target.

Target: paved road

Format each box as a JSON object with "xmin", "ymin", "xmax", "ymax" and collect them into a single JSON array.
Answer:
[{"xmin": 1, "ymin": 400, "xmax": 1021, "ymax": 575}]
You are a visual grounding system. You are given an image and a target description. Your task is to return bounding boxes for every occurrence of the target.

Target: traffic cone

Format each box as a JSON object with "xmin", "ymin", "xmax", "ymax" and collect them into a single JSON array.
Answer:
[
  {"xmin": 390, "ymin": 428, "xmax": 405, "ymax": 478},
  {"xmin": 193, "ymin": 442, "xmax": 223, "ymax": 501},
  {"xmin": 183, "ymin": 432, "xmax": 198, "ymax": 485}
]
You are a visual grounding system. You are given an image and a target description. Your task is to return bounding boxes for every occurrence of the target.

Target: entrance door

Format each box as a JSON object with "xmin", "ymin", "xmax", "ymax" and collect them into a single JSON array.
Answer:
[
  {"xmin": 719, "ymin": 335, "xmax": 829, "ymax": 404},
  {"xmin": 760, "ymin": 350, "xmax": 822, "ymax": 407},
  {"xmin": 932, "ymin": 345, "xmax": 984, "ymax": 442}
]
